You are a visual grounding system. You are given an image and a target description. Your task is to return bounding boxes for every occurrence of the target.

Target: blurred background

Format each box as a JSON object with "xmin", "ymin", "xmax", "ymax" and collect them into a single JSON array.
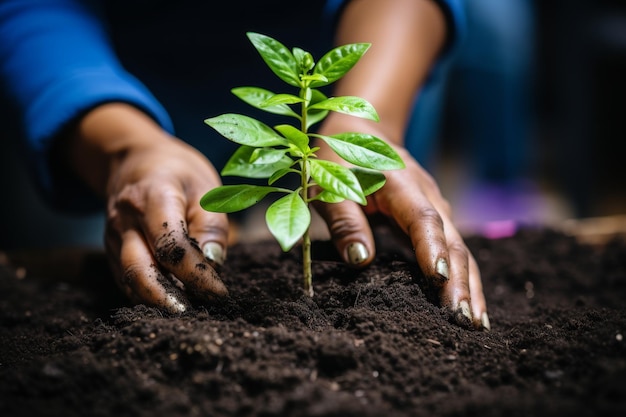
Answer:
[{"xmin": 1, "ymin": 0, "xmax": 625, "ymax": 251}]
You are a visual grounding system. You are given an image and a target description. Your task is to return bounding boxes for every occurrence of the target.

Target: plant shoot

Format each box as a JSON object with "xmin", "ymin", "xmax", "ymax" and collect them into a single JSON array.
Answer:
[{"xmin": 200, "ymin": 32, "xmax": 405, "ymax": 296}]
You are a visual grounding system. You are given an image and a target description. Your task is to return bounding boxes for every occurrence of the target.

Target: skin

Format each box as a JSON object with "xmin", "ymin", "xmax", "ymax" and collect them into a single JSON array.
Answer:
[{"xmin": 60, "ymin": 0, "xmax": 488, "ymax": 328}]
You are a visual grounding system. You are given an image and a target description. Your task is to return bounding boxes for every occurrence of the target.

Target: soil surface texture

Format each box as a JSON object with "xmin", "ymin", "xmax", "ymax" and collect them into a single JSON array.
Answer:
[{"xmin": 1, "ymin": 226, "xmax": 625, "ymax": 417}]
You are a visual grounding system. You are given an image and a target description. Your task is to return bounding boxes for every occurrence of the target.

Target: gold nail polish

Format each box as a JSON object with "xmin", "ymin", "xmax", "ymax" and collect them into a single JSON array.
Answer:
[
  {"xmin": 458, "ymin": 300, "xmax": 472, "ymax": 323},
  {"xmin": 203, "ymin": 242, "xmax": 225, "ymax": 265},
  {"xmin": 165, "ymin": 294, "xmax": 187, "ymax": 314},
  {"xmin": 436, "ymin": 258, "xmax": 449, "ymax": 280},
  {"xmin": 481, "ymin": 311, "xmax": 491, "ymax": 331},
  {"xmin": 347, "ymin": 242, "xmax": 368, "ymax": 265}
]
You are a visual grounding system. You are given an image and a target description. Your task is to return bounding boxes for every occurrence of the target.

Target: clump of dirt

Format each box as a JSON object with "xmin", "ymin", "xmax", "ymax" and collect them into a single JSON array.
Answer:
[{"xmin": 1, "ymin": 226, "xmax": 625, "ymax": 417}]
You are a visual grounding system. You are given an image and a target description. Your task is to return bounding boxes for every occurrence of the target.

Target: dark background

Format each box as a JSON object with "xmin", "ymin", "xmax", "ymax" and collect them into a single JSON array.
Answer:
[{"xmin": 1, "ymin": 0, "xmax": 625, "ymax": 250}]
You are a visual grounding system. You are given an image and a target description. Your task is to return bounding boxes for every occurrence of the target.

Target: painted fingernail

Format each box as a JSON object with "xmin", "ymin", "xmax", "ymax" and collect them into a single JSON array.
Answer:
[
  {"xmin": 347, "ymin": 242, "xmax": 369, "ymax": 265},
  {"xmin": 436, "ymin": 258, "xmax": 449, "ymax": 280},
  {"xmin": 203, "ymin": 242, "xmax": 225, "ymax": 265},
  {"xmin": 481, "ymin": 312, "xmax": 491, "ymax": 331},
  {"xmin": 456, "ymin": 300, "xmax": 473, "ymax": 325},
  {"xmin": 165, "ymin": 294, "xmax": 188, "ymax": 314}
]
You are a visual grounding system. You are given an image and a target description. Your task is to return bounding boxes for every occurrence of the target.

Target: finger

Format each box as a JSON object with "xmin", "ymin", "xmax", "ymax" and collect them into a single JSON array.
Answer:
[
  {"xmin": 389, "ymin": 192, "xmax": 450, "ymax": 288},
  {"xmin": 137, "ymin": 185, "xmax": 229, "ymax": 301},
  {"xmin": 469, "ymin": 255, "xmax": 490, "ymax": 330},
  {"xmin": 312, "ymin": 199, "xmax": 375, "ymax": 267},
  {"xmin": 439, "ymin": 234, "xmax": 473, "ymax": 326},
  {"xmin": 116, "ymin": 227, "xmax": 191, "ymax": 313},
  {"xmin": 186, "ymin": 185, "xmax": 230, "ymax": 267}
]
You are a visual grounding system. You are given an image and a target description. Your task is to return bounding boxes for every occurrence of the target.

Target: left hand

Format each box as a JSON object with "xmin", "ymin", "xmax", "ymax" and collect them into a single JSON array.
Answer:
[{"xmin": 312, "ymin": 143, "xmax": 488, "ymax": 330}]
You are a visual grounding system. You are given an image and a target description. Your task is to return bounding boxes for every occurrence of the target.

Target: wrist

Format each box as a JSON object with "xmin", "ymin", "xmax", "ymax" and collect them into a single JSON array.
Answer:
[{"xmin": 63, "ymin": 102, "xmax": 171, "ymax": 198}]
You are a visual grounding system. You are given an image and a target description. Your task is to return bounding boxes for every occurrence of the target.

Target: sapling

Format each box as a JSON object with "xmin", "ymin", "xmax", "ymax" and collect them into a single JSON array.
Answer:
[{"xmin": 200, "ymin": 32, "xmax": 405, "ymax": 296}]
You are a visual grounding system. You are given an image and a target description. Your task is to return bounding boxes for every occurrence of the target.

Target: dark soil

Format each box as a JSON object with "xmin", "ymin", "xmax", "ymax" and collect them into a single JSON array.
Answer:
[{"xmin": 1, "ymin": 226, "xmax": 625, "ymax": 417}]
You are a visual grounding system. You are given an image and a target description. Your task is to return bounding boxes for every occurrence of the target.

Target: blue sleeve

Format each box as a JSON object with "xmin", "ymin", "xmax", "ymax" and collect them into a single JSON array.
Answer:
[{"xmin": 0, "ymin": 0, "xmax": 174, "ymax": 211}]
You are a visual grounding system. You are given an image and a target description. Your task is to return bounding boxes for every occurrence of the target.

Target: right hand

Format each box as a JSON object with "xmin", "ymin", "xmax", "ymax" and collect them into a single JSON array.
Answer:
[{"xmin": 67, "ymin": 103, "xmax": 230, "ymax": 312}]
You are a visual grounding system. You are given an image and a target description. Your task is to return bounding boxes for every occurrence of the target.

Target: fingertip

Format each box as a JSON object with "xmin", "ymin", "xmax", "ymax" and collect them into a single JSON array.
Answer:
[
  {"xmin": 202, "ymin": 241, "xmax": 226, "ymax": 266},
  {"xmin": 453, "ymin": 299, "xmax": 473, "ymax": 327},
  {"xmin": 480, "ymin": 311, "xmax": 491, "ymax": 331},
  {"xmin": 346, "ymin": 241, "xmax": 371, "ymax": 266}
]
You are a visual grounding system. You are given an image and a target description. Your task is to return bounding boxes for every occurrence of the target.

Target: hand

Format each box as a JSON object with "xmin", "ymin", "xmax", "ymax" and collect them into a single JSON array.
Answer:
[
  {"xmin": 104, "ymin": 137, "xmax": 230, "ymax": 313},
  {"xmin": 313, "ymin": 144, "xmax": 489, "ymax": 330},
  {"xmin": 65, "ymin": 104, "xmax": 230, "ymax": 313}
]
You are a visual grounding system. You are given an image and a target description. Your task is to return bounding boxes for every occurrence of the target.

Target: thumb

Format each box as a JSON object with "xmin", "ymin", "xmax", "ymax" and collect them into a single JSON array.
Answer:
[{"xmin": 312, "ymin": 199, "xmax": 375, "ymax": 267}]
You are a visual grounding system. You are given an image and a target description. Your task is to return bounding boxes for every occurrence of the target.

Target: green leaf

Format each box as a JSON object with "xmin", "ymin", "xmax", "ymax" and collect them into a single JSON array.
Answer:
[
  {"xmin": 205, "ymin": 114, "xmax": 288, "ymax": 147},
  {"xmin": 232, "ymin": 87, "xmax": 299, "ymax": 117},
  {"xmin": 200, "ymin": 185, "xmax": 283, "ymax": 213},
  {"xmin": 274, "ymin": 124, "xmax": 309, "ymax": 153},
  {"xmin": 293, "ymin": 47, "xmax": 314, "ymax": 72},
  {"xmin": 313, "ymin": 190, "xmax": 345, "ymax": 203},
  {"xmin": 249, "ymin": 147, "xmax": 288, "ymax": 164},
  {"xmin": 269, "ymin": 167, "xmax": 298, "ymax": 185},
  {"xmin": 311, "ymin": 43, "xmax": 371, "ymax": 88},
  {"xmin": 351, "ymin": 167, "xmax": 387, "ymax": 196},
  {"xmin": 266, "ymin": 193, "xmax": 310, "ymax": 251},
  {"xmin": 247, "ymin": 32, "xmax": 300, "ymax": 87},
  {"xmin": 261, "ymin": 93, "xmax": 303, "ymax": 107},
  {"xmin": 310, "ymin": 96, "xmax": 379, "ymax": 122},
  {"xmin": 301, "ymin": 73, "xmax": 328, "ymax": 83},
  {"xmin": 316, "ymin": 133, "xmax": 405, "ymax": 170},
  {"xmin": 306, "ymin": 89, "xmax": 329, "ymax": 129},
  {"xmin": 222, "ymin": 146, "xmax": 293, "ymax": 178},
  {"xmin": 309, "ymin": 159, "xmax": 366, "ymax": 205}
]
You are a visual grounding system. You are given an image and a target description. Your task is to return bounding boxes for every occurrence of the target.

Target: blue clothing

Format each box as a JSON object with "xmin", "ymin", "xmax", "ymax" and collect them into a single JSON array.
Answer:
[
  {"xmin": 0, "ymin": 0, "xmax": 173, "ymax": 210},
  {"xmin": 0, "ymin": 0, "xmax": 466, "ymax": 213}
]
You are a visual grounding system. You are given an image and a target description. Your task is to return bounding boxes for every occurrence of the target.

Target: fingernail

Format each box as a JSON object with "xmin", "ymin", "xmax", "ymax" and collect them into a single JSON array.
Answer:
[
  {"xmin": 481, "ymin": 311, "xmax": 491, "ymax": 331},
  {"xmin": 456, "ymin": 300, "xmax": 473, "ymax": 325},
  {"xmin": 203, "ymin": 242, "xmax": 225, "ymax": 265},
  {"xmin": 165, "ymin": 294, "xmax": 188, "ymax": 314},
  {"xmin": 436, "ymin": 258, "xmax": 449, "ymax": 280},
  {"xmin": 347, "ymin": 242, "xmax": 369, "ymax": 265}
]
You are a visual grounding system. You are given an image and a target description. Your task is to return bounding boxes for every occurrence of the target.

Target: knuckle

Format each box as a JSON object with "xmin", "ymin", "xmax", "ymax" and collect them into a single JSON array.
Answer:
[
  {"xmin": 415, "ymin": 206, "xmax": 445, "ymax": 230},
  {"xmin": 327, "ymin": 215, "xmax": 362, "ymax": 240},
  {"xmin": 154, "ymin": 231, "xmax": 187, "ymax": 266},
  {"xmin": 116, "ymin": 183, "xmax": 146, "ymax": 211},
  {"xmin": 448, "ymin": 240, "xmax": 470, "ymax": 262},
  {"xmin": 119, "ymin": 263, "xmax": 142, "ymax": 291}
]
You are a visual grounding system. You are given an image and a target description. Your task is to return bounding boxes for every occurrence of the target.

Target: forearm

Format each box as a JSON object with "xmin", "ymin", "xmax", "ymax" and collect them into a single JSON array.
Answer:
[{"xmin": 321, "ymin": 0, "xmax": 447, "ymax": 144}]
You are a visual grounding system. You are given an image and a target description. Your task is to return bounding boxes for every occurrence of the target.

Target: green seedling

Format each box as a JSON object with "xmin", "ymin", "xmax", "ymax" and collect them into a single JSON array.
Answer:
[{"xmin": 200, "ymin": 32, "xmax": 405, "ymax": 296}]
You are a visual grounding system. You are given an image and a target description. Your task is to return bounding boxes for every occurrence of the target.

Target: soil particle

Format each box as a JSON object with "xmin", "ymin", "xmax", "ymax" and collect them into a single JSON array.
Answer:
[{"xmin": 155, "ymin": 230, "xmax": 186, "ymax": 266}]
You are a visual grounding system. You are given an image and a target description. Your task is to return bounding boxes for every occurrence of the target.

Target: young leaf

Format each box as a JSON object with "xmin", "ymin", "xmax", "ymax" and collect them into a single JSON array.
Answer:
[
  {"xmin": 247, "ymin": 32, "xmax": 300, "ymax": 87},
  {"xmin": 266, "ymin": 193, "xmax": 311, "ymax": 251},
  {"xmin": 222, "ymin": 146, "xmax": 293, "ymax": 178},
  {"xmin": 310, "ymin": 96, "xmax": 379, "ymax": 122},
  {"xmin": 274, "ymin": 124, "xmax": 309, "ymax": 153},
  {"xmin": 249, "ymin": 147, "xmax": 288, "ymax": 164},
  {"xmin": 311, "ymin": 43, "xmax": 371, "ymax": 88},
  {"xmin": 309, "ymin": 159, "xmax": 366, "ymax": 205},
  {"xmin": 269, "ymin": 167, "xmax": 299, "ymax": 185},
  {"xmin": 351, "ymin": 167, "xmax": 387, "ymax": 196},
  {"xmin": 232, "ymin": 87, "xmax": 299, "ymax": 117},
  {"xmin": 261, "ymin": 93, "xmax": 304, "ymax": 107},
  {"xmin": 306, "ymin": 89, "xmax": 329, "ymax": 129},
  {"xmin": 315, "ymin": 132, "xmax": 405, "ymax": 170},
  {"xmin": 205, "ymin": 114, "xmax": 288, "ymax": 147},
  {"xmin": 200, "ymin": 184, "xmax": 284, "ymax": 213},
  {"xmin": 292, "ymin": 47, "xmax": 314, "ymax": 72},
  {"xmin": 313, "ymin": 190, "xmax": 345, "ymax": 204}
]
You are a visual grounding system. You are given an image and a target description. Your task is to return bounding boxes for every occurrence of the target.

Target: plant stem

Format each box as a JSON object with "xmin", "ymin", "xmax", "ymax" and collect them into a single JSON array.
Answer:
[
  {"xmin": 300, "ymin": 152, "xmax": 313, "ymax": 297},
  {"xmin": 302, "ymin": 228, "xmax": 313, "ymax": 297},
  {"xmin": 300, "ymin": 85, "xmax": 313, "ymax": 297}
]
